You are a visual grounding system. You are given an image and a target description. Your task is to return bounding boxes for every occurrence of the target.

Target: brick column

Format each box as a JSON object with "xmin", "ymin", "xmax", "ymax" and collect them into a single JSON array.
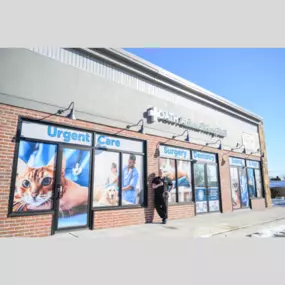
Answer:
[
  {"xmin": 218, "ymin": 153, "xmax": 232, "ymax": 213},
  {"xmin": 258, "ymin": 123, "xmax": 272, "ymax": 208}
]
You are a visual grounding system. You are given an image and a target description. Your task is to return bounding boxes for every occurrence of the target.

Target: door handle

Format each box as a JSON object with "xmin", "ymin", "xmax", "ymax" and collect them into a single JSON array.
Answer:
[{"xmin": 55, "ymin": 184, "xmax": 61, "ymax": 200}]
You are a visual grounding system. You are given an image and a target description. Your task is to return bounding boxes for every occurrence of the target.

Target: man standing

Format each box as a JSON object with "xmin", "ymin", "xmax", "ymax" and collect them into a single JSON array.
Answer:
[
  {"xmin": 122, "ymin": 154, "xmax": 139, "ymax": 204},
  {"xmin": 152, "ymin": 168, "xmax": 174, "ymax": 224}
]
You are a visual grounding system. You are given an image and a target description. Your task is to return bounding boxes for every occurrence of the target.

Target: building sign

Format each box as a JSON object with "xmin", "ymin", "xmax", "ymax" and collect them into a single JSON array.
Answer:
[
  {"xmin": 147, "ymin": 107, "xmax": 227, "ymax": 138},
  {"xmin": 192, "ymin": 151, "xmax": 216, "ymax": 163},
  {"xmin": 159, "ymin": 145, "xmax": 190, "ymax": 160},
  {"xmin": 21, "ymin": 121, "xmax": 92, "ymax": 146},
  {"xmin": 246, "ymin": 160, "xmax": 260, "ymax": 169},
  {"xmin": 229, "ymin": 157, "xmax": 245, "ymax": 167},
  {"xmin": 95, "ymin": 134, "xmax": 143, "ymax": 153},
  {"xmin": 242, "ymin": 133, "xmax": 256, "ymax": 152}
]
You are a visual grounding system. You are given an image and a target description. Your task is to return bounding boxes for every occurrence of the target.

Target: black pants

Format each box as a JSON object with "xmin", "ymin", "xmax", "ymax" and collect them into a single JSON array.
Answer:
[{"xmin": 155, "ymin": 187, "xmax": 168, "ymax": 220}]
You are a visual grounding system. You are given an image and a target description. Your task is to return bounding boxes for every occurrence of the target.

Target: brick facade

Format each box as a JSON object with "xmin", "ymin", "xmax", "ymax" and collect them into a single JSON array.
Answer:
[
  {"xmin": 250, "ymin": 198, "xmax": 266, "ymax": 211},
  {"xmin": 0, "ymin": 104, "xmax": 267, "ymax": 237},
  {"xmin": 258, "ymin": 123, "xmax": 272, "ymax": 208}
]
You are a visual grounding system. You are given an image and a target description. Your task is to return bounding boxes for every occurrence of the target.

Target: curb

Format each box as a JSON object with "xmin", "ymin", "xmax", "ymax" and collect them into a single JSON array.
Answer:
[{"xmin": 200, "ymin": 216, "xmax": 285, "ymax": 237}]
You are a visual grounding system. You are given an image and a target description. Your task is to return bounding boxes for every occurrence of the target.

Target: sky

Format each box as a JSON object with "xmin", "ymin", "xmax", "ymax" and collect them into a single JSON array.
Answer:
[{"xmin": 125, "ymin": 48, "xmax": 285, "ymax": 177}]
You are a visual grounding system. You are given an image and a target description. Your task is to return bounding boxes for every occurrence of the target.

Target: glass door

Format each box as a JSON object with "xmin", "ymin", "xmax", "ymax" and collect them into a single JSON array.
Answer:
[
  {"xmin": 230, "ymin": 167, "xmax": 241, "ymax": 209},
  {"xmin": 239, "ymin": 167, "xmax": 249, "ymax": 208},
  {"xmin": 206, "ymin": 164, "xmax": 220, "ymax": 212},
  {"xmin": 247, "ymin": 168, "xmax": 257, "ymax": 198},
  {"xmin": 230, "ymin": 166, "xmax": 250, "ymax": 210},
  {"xmin": 194, "ymin": 163, "xmax": 208, "ymax": 213},
  {"xmin": 54, "ymin": 146, "xmax": 92, "ymax": 230},
  {"xmin": 254, "ymin": 169, "xmax": 263, "ymax": 198}
]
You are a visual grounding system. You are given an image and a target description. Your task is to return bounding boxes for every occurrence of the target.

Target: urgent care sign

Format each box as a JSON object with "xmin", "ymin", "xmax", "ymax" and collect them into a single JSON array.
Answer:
[{"xmin": 20, "ymin": 121, "xmax": 93, "ymax": 146}]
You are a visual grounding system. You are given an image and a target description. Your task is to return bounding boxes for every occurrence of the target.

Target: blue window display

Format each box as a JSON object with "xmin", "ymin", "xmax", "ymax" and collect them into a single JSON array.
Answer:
[
  {"xmin": 12, "ymin": 140, "xmax": 57, "ymax": 213},
  {"xmin": 247, "ymin": 168, "xmax": 257, "ymax": 198},
  {"xmin": 12, "ymin": 138, "xmax": 91, "ymax": 229},
  {"xmin": 208, "ymin": 187, "xmax": 220, "ymax": 212},
  {"xmin": 93, "ymin": 151, "xmax": 144, "ymax": 207},
  {"xmin": 93, "ymin": 151, "xmax": 120, "ymax": 207},
  {"xmin": 194, "ymin": 161, "xmax": 220, "ymax": 213},
  {"xmin": 122, "ymin": 153, "xmax": 140, "ymax": 205},
  {"xmin": 159, "ymin": 158, "xmax": 192, "ymax": 203},
  {"xmin": 195, "ymin": 187, "xmax": 207, "ymax": 213},
  {"xmin": 57, "ymin": 148, "xmax": 91, "ymax": 229},
  {"xmin": 239, "ymin": 168, "xmax": 249, "ymax": 208}
]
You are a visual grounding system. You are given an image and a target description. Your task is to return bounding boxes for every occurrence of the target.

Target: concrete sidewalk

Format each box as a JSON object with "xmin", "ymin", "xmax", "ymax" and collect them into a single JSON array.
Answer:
[{"xmin": 51, "ymin": 205, "xmax": 285, "ymax": 239}]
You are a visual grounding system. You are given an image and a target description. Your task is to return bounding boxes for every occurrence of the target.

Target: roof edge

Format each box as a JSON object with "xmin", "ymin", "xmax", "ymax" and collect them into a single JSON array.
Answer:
[{"xmin": 85, "ymin": 48, "xmax": 263, "ymax": 124}]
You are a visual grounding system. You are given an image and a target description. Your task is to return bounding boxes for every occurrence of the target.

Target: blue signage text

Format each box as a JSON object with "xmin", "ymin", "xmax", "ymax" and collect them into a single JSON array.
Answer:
[
  {"xmin": 163, "ymin": 146, "xmax": 187, "ymax": 159},
  {"xmin": 193, "ymin": 151, "xmax": 215, "ymax": 162},
  {"xmin": 47, "ymin": 126, "xmax": 90, "ymax": 143},
  {"xmin": 97, "ymin": 135, "xmax": 120, "ymax": 148}
]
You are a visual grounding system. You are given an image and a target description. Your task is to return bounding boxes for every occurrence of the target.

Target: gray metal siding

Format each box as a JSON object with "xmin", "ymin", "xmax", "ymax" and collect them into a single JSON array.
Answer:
[
  {"xmin": 0, "ymin": 48, "xmax": 261, "ymax": 152},
  {"xmin": 28, "ymin": 47, "xmax": 159, "ymax": 97}
]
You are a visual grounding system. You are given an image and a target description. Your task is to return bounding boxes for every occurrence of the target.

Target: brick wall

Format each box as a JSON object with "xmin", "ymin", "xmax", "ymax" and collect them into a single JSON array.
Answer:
[
  {"xmin": 0, "ymin": 103, "xmax": 265, "ymax": 237},
  {"xmin": 250, "ymin": 198, "xmax": 266, "ymax": 211},
  {"xmin": 258, "ymin": 123, "xmax": 272, "ymax": 208},
  {"xmin": 218, "ymin": 153, "xmax": 232, "ymax": 213},
  {"xmin": 153, "ymin": 204, "xmax": 195, "ymax": 223}
]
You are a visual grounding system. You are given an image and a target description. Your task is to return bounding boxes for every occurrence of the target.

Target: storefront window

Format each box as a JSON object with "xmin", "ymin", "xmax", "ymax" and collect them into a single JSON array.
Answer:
[
  {"xmin": 247, "ymin": 168, "xmax": 257, "ymax": 198},
  {"xmin": 194, "ymin": 164, "xmax": 205, "ymax": 187},
  {"xmin": 159, "ymin": 158, "xmax": 176, "ymax": 204},
  {"xmin": 229, "ymin": 157, "xmax": 249, "ymax": 209},
  {"xmin": 122, "ymin": 153, "xmax": 144, "ymax": 206},
  {"xmin": 158, "ymin": 145, "xmax": 192, "ymax": 204},
  {"xmin": 246, "ymin": 160, "xmax": 263, "ymax": 198},
  {"xmin": 230, "ymin": 167, "xmax": 241, "ymax": 209},
  {"xmin": 57, "ymin": 147, "xmax": 91, "ymax": 229},
  {"xmin": 11, "ymin": 140, "xmax": 57, "ymax": 213},
  {"xmin": 239, "ymin": 167, "xmax": 249, "ymax": 207},
  {"xmin": 194, "ymin": 163, "xmax": 207, "ymax": 213},
  {"xmin": 177, "ymin": 160, "xmax": 192, "ymax": 202},
  {"xmin": 255, "ymin": 169, "xmax": 263, "ymax": 198},
  {"xmin": 192, "ymin": 151, "xmax": 220, "ymax": 214},
  {"xmin": 93, "ymin": 134, "xmax": 145, "ymax": 208},
  {"xmin": 10, "ymin": 120, "xmax": 94, "ymax": 233},
  {"xmin": 93, "ymin": 150, "xmax": 120, "ymax": 207}
]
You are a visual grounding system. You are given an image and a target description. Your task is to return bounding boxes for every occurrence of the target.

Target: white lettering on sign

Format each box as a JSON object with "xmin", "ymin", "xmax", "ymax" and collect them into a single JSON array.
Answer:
[
  {"xmin": 246, "ymin": 160, "xmax": 260, "ymax": 169},
  {"xmin": 147, "ymin": 107, "xmax": 227, "ymax": 138},
  {"xmin": 21, "ymin": 121, "xmax": 92, "ymax": 146},
  {"xmin": 95, "ymin": 134, "xmax": 143, "ymax": 153},
  {"xmin": 229, "ymin": 157, "xmax": 245, "ymax": 167},
  {"xmin": 159, "ymin": 145, "xmax": 190, "ymax": 160},
  {"xmin": 192, "ymin": 151, "xmax": 216, "ymax": 163}
]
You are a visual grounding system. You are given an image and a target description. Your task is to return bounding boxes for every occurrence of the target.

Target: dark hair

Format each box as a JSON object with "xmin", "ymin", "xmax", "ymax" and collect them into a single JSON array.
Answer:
[
  {"xmin": 111, "ymin": 162, "xmax": 117, "ymax": 169},
  {"xmin": 152, "ymin": 176, "xmax": 162, "ymax": 185}
]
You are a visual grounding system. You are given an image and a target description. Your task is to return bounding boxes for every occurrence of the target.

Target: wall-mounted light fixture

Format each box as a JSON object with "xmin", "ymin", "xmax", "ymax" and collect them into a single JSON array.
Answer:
[
  {"xmin": 126, "ymin": 119, "xmax": 145, "ymax": 134},
  {"xmin": 244, "ymin": 148, "xmax": 265, "ymax": 160},
  {"xmin": 231, "ymin": 143, "xmax": 246, "ymax": 154},
  {"xmin": 250, "ymin": 148, "xmax": 264, "ymax": 157},
  {"xmin": 38, "ymin": 102, "xmax": 76, "ymax": 121},
  {"xmin": 172, "ymin": 129, "xmax": 190, "ymax": 142},
  {"xmin": 206, "ymin": 139, "xmax": 223, "ymax": 150}
]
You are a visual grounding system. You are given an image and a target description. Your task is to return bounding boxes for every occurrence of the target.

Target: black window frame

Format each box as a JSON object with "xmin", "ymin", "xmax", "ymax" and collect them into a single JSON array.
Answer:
[
  {"xmin": 246, "ymin": 159, "xmax": 264, "ymax": 199},
  {"xmin": 8, "ymin": 117, "xmax": 94, "ymax": 217},
  {"xmin": 8, "ymin": 117, "xmax": 148, "ymax": 219},
  {"xmin": 191, "ymin": 150, "xmax": 221, "ymax": 214},
  {"xmin": 92, "ymin": 133, "xmax": 147, "ymax": 211},
  {"xmin": 229, "ymin": 156, "xmax": 250, "ymax": 210}
]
